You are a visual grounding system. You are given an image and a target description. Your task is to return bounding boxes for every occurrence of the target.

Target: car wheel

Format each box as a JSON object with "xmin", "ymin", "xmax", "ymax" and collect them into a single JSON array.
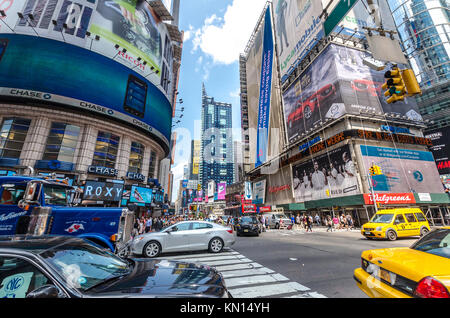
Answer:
[
  {"xmin": 387, "ymin": 230, "xmax": 397, "ymax": 241},
  {"xmin": 420, "ymin": 227, "xmax": 429, "ymax": 237},
  {"xmin": 143, "ymin": 241, "xmax": 161, "ymax": 258},
  {"xmin": 366, "ymin": 237, "xmax": 373, "ymax": 240},
  {"xmin": 117, "ymin": 247, "xmax": 129, "ymax": 259},
  {"xmin": 208, "ymin": 237, "xmax": 224, "ymax": 253},
  {"xmin": 275, "ymin": 223, "xmax": 280, "ymax": 229}
]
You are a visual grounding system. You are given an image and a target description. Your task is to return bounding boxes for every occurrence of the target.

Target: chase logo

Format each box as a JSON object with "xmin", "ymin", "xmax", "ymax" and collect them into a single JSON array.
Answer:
[{"xmin": 43, "ymin": 93, "xmax": 52, "ymax": 100}]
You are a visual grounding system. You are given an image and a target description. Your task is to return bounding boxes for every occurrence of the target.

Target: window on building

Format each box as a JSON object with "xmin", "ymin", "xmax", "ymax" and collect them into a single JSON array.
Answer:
[
  {"xmin": 92, "ymin": 131, "xmax": 120, "ymax": 169},
  {"xmin": 43, "ymin": 123, "xmax": 80, "ymax": 162},
  {"xmin": 128, "ymin": 141, "xmax": 145, "ymax": 174},
  {"xmin": 0, "ymin": 118, "xmax": 31, "ymax": 159},
  {"xmin": 148, "ymin": 150, "xmax": 157, "ymax": 179}
]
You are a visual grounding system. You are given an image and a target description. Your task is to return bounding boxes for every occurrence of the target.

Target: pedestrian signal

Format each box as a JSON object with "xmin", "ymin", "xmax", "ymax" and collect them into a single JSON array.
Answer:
[{"xmin": 382, "ymin": 67, "xmax": 405, "ymax": 104}]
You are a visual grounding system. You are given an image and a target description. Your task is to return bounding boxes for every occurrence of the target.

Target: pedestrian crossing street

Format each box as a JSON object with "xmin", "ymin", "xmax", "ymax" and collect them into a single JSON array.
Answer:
[{"xmin": 155, "ymin": 249, "xmax": 327, "ymax": 298}]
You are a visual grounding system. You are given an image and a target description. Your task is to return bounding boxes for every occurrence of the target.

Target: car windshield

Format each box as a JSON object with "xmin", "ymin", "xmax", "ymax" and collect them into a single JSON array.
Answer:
[
  {"xmin": 275, "ymin": 215, "xmax": 288, "ymax": 219},
  {"xmin": 411, "ymin": 229, "xmax": 450, "ymax": 259},
  {"xmin": 43, "ymin": 185, "xmax": 68, "ymax": 206},
  {"xmin": 40, "ymin": 240, "xmax": 131, "ymax": 291},
  {"xmin": 241, "ymin": 217, "xmax": 257, "ymax": 224},
  {"xmin": 370, "ymin": 213, "xmax": 394, "ymax": 224}
]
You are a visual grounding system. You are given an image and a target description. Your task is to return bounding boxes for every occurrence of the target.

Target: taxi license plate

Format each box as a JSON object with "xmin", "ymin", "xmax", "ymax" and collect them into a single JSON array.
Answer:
[
  {"xmin": 365, "ymin": 231, "xmax": 371, "ymax": 235},
  {"xmin": 244, "ymin": 229, "xmax": 249, "ymax": 232},
  {"xmin": 380, "ymin": 269, "xmax": 391, "ymax": 284}
]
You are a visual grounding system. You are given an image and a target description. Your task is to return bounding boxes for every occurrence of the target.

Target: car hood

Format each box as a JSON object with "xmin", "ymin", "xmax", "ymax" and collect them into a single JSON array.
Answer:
[
  {"xmin": 362, "ymin": 222, "xmax": 390, "ymax": 228},
  {"xmin": 85, "ymin": 259, "xmax": 227, "ymax": 298},
  {"xmin": 363, "ymin": 247, "xmax": 450, "ymax": 280}
]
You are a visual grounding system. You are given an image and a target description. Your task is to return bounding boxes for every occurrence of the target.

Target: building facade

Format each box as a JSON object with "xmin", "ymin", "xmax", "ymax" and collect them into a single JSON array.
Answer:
[
  {"xmin": 199, "ymin": 84, "xmax": 234, "ymax": 190},
  {"xmin": 0, "ymin": 0, "xmax": 183, "ymax": 214}
]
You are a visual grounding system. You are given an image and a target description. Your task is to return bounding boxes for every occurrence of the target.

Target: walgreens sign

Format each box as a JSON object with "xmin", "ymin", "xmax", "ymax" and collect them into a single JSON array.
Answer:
[{"xmin": 364, "ymin": 193, "xmax": 416, "ymax": 205}]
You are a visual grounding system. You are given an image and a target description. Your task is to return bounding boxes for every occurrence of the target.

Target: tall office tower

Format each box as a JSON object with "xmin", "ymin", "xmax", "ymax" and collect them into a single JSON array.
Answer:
[
  {"xmin": 199, "ymin": 84, "xmax": 234, "ymax": 190},
  {"xmin": 239, "ymin": 54, "xmax": 251, "ymax": 174},
  {"xmin": 387, "ymin": 0, "xmax": 450, "ymax": 130}
]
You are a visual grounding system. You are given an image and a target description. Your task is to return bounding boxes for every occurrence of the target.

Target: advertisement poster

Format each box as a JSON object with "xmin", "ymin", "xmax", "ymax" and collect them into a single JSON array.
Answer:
[
  {"xmin": 360, "ymin": 145, "xmax": 444, "ymax": 194},
  {"xmin": 217, "ymin": 183, "xmax": 226, "ymax": 201},
  {"xmin": 252, "ymin": 180, "xmax": 266, "ymax": 204},
  {"xmin": 282, "ymin": 44, "xmax": 423, "ymax": 144},
  {"xmin": 292, "ymin": 144, "xmax": 360, "ymax": 202},
  {"xmin": 207, "ymin": 180, "xmax": 215, "ymax": 198},
  {"xmin": 273, "ymin": 0, "xmax": 324, "ymax": 83},
  {"xmin": 130, "ymin": 186, "xmax": 153, "ymax": 204},
  {"xmin": 244, "ymin": 181, "xmax": 253, "ymax": 200},
  {"xmin": 425, "ymin": 127, "xmax": 450, "ymax": 175},
  {"xmin": 256, "ymin": 6, "xmax": 274, "ymax": 168}
]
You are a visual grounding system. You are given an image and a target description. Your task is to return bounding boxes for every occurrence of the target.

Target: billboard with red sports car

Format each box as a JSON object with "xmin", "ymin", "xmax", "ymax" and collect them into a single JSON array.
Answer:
[{"xmin": 282, "ymin": 44, "xmax": 423, "ymax": 144}]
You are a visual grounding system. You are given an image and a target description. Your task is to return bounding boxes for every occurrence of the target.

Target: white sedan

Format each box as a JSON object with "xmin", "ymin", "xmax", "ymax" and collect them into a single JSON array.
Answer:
[{"xmin": 130, "ymin": 221, "xmax": 236, "ymax": 258}]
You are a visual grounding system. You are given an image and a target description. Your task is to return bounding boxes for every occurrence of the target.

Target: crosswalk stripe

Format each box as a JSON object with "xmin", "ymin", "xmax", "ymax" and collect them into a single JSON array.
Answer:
[
  {"xmin": 227, "ymin": 282, "xmax": 311, "ymax": 298},
  {"xmin": 164, "ymin": 254, "xmax": 246, "ymax": 263},
  {"xmin": 155, "ymin": 251, "xmax": 239, "ymax": 260},
  {"xmin": 220, "ymin": 267, "xmax": 275, "ymax": 278},
  {"xmin": 224, "ymin": 273, "xmax": 289, "ymax": 288},
  {"xmin": 198, "ymin": 258, "xmax": 253, "ymax": 266},
  {"xmin": 213, "ymin": 262, "xmax": 263, "ymax": 271}
]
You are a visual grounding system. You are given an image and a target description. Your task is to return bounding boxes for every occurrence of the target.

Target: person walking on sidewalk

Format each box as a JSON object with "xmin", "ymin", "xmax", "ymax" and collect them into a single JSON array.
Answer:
[
  {"xmin": 306, "ymin": 215, "xmax": 313, "ymax": 232},
  {"xmin": 315, "ymin": 214, "xmax": 321, "ymax": 226},
  {"xmin": 332, "ymin": 216, "xmax": 339, "ymax": 230},
  {"xmin": 326, "ymin": 216, "xmax": 333, "ymax": 232}
]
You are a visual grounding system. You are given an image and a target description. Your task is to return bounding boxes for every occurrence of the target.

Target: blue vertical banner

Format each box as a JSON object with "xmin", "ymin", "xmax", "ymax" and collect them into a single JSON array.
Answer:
[{"xmin": 256, "ymin": 7, "xmax": 274, "ymax": 168}]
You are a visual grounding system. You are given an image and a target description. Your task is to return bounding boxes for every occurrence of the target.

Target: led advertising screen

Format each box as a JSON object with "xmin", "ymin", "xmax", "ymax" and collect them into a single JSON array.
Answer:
[
  {"xmin": 0, "ymin": 0, "xmax": 174, "ymax": 93},
  {"xmin": 292, "ymin": 144, "xmax": 360, "ymax": 202},
  {"xmin": 425, "ymin": 127, "xmax": 450, "ymax": 175},
  {"xmin": 360, "ymin": 145, "xmax": 444, "ymax": 194},
  {"xmin": 82, "ymin": 181, "xmax": 123, "ymax": 202},
  {"xmin": 283, "ymin": 44, "xmax": 423, "ymax": 144},
  {"xmin": 129, "ymin": 186, "xmax": 153, "ymax": 204},
  {"xmin": 0, "ymin": 33, "xmax": 172, "ymax": 149}
]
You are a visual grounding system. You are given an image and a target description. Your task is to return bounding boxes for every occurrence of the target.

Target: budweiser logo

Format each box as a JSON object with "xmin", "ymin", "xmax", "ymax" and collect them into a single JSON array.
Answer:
[{"xmin": 365, "ymin": 193, "xmax": 415, "ymax": 204}]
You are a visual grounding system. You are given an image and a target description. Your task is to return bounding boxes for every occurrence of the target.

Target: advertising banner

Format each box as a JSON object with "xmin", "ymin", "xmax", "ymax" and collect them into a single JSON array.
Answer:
[
  {"xmin": 256, "ymin": 7, "xmax": 274, "ymax": 168},
  {"xmin": 207, "ymin": 180, "xmax": 215, "ymax": 198},
  {"xmin": 282, "ymin": 44, "xmax": 423, "ymax": 144},
  {"xmin": 425, "ymin": 127, "xmax": 450, "ymax": 175},
  {"xmin": 292, "ymin": 144, "xmax": 360, "ymax": 202},
  {"xmin": 360, "ymin": 145, "xmax": 444, "ymax": 194},
  {"xmin": 130, "ymin": 186, "xmax": 153, "ymax": 204},
  {"xmin": 244, "ymin": 181, "xmax": 253, "ymax": 200},
  {"xmin": 217, "ymin": 182, "xmax": 226, "ymax": 201},
  {"xmin": 252, "ymin": 180, "xmax": 266, "ymax": 204},
  {"xmin": 0, "ymin": 34, "xmax": 172, "ymax": 147},
  {"xmin": 0, "ymin": 0, "xmax": 174, "ymax": 92},
  {"xmin": 82, "ymin": 181, "xmax": 123, "ymax": 202},
  {"xmin": 273, "ymin": 0, "xmax": 324, "ymax": 83}
]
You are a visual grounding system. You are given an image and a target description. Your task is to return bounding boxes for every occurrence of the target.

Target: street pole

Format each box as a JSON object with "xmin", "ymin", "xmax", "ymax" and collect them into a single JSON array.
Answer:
[{"xmin": 368, "ymin": 162, "xmax": 378, "ymax": 213}]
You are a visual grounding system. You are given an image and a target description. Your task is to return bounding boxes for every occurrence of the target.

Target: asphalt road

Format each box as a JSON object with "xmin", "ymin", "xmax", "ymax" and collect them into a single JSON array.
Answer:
[{"xmin": 231, "ymin": 228, "xmax": 419, "ymax": 298}]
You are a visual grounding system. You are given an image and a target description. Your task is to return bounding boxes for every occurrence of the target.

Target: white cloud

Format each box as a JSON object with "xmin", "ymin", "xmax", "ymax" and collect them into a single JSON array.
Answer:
[
  {"xmin": 183, "ymin": 24, "xmax": 194, "ymax": 42},
  {"xmin": 230, "ymin": 88, "xmax": 240, "ymax": 98},
  {"xmin": 191, "ymin": 0, "xmax": 267, "ymax": 64}
]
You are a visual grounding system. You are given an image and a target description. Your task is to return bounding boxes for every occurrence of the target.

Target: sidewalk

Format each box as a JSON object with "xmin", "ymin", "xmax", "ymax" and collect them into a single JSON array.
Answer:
[{"xmin": 266, "ymin": 226, "xmax": 361, "ymax": 233}]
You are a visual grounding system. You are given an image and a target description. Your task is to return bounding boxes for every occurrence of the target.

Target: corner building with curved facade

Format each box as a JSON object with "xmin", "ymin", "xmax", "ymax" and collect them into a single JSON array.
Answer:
[{"xmin": 0, "ymin": 0, "xmax": 182, "ymax": 212}]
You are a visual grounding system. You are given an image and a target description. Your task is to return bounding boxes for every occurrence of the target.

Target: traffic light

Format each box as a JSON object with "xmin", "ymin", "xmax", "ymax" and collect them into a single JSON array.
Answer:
[
  {"xmin": 369, "ymin": 166, "xmax": 375, "ymax": 176},
  {"xmin": 401, "ymin": 69, "xmax": 422, "ymax": 96},
  {"xmin": 373, "ymin": 165, "xmax": 382, "ymax": 175},
  {"xmin": 382, "ymin": 67, "xmax": 406, "ymax": 104}
]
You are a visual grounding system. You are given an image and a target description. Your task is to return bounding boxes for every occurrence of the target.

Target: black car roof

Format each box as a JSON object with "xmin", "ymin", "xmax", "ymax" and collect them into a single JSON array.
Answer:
[{"xmin": 0, "ymin": 235, "xmax": 80, "ymax": 253}]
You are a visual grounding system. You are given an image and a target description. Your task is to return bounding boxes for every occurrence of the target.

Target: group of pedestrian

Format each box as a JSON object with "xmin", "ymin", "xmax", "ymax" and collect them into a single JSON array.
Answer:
[
  {"xmin": 323, "ymin": 213, "xmax": 354, "ymax": 232},
  {"xmin": 132, "ymin": 215, "xmax": 188, "ymax": 237},
  {"xmin": 291, "ymin": 212, "xmax": 355, "ymax": 233}
]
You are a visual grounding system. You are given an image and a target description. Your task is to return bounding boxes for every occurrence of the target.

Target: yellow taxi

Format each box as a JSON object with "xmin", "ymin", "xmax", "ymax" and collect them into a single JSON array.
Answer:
[
  {"xmin": 354, "ymin": 227, "xmax": 450, "ymax": 298},
  {"xmin": 361, "ymin": 208, "xmax": 430, "ymax": 241}
]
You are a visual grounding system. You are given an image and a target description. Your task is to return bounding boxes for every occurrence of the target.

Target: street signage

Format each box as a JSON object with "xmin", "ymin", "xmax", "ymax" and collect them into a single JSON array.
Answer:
[
  {"xmin": 364, "ymin": 193, "xmax": 416, "ymax": 205},
  {"xmin": 323, "ymin": 0, "xmax": 358, "ymax": 36}
]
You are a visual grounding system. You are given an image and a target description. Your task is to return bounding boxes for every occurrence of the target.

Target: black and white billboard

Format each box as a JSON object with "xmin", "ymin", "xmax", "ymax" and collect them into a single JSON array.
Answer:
[{"xmin": 425, "ymin": 127, "xmax": 450, "ymax": 175}]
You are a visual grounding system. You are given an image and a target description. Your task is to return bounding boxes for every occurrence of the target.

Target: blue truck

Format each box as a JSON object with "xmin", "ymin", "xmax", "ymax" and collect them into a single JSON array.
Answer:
[{"xmin": 0, "ymin": 176, "xmax": 135, "ymax": 253}]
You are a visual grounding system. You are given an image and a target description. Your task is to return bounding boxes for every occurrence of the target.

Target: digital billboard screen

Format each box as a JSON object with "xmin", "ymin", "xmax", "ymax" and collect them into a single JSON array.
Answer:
[
  {"xmin": 360, "ymin": 145, "xmax": 444, "ymax": 194},
  {"xmin": 83, "ymin": 181, "xmax": 124, "ymax": 202},
  {"xmin": 0, "ymin": 33, "xmax": 172, "ymax": 149},
  {"xmin": 291, "ymin": 144, "xmax": 360, "ymax": 202},
  {"xmin": 130, "ymin": 186, "xmax": 153, "ymax": 205},
  {"xmin": 425, "ymin": 127, "xmax": 450, "ymax": 175}
]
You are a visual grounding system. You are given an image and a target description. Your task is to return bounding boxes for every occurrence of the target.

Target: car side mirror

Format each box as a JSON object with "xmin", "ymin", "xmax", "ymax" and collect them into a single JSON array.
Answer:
[{"xmin": 26, "ymin": 285, "xmax": 61, "ymax": 298}]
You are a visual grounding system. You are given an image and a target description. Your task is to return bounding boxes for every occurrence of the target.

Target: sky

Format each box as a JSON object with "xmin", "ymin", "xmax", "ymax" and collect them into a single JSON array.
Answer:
[{"xmin": 170, "ymin": 0, "xmax": 268, "ymax": 202}]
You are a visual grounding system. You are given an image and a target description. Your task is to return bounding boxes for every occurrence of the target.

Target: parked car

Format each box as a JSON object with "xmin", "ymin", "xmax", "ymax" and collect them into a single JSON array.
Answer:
[
  {"xmin": 265, "ymin": 213, "xmax": 292, "ymax": 229},
  {"xmin": 236, "ymin": 216, "xmax": 260, "ymax": 237},
  {"xmin": 130, "ymin": 221, "xmax": 235, "ymax": 258},
  {"xmin": 354, "ymin": 227, "xmax": 450, "ymax": 298},
  {"xmin": 0, "ymin": 236, "xmax": 231, "ymax": 298},
  {"xmin": 361, "ymin": 208, "xmax": 431, "ymax": 241}
]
